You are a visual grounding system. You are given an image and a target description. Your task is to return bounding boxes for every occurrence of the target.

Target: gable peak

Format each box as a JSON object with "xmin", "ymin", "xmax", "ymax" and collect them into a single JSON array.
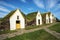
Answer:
[
  {"xmin": 16, "ymin": 9, "xmax": 20, "ymax": 11},
  {"xmin": 37, "ymin": 11, "xmax": 41, "ymax": 14}
]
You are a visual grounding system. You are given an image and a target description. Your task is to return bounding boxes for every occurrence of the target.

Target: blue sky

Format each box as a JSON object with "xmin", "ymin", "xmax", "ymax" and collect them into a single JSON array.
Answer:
[{"xmin": 0, "ymin": 0, "xmax": 60, "ymax": 19}]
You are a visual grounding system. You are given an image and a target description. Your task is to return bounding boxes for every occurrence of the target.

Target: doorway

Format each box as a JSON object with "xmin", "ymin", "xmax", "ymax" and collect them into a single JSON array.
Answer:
[
  {"xmin": 16, "ymin": 20, "xmax": 20, "ymax": 29},
  {"xmin": 38, "ymin": 19, "xmax": 40, "ymax": 25}
]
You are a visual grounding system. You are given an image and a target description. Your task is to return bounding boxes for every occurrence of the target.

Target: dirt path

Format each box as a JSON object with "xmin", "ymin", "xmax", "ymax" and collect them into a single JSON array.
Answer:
[
  {"xmin": 44, "ymin": 28, "xmax": 60, "ymax": 40},
  {"xmin": 0, "ymin": 23, "xmax": 58, "ymax": 40}
]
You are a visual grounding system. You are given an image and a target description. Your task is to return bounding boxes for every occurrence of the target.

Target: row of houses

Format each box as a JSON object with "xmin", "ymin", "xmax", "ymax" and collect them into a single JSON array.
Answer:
[
  {"xmin": 36, "ymin": 11, "xmax": 56, "ymax": 25},
  {"xmin": 0, "ymin": 9, "xmax": 56, "ymax": 30}
]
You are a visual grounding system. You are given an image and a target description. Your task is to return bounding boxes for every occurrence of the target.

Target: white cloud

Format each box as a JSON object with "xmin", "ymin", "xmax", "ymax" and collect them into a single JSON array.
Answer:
[
  {"xmin": 20, "ymin": 0, "xmax": 26, "ymax": 3},
  {"xmin": 0, "ymin": 6, "xmax": 10, "ymax": 12},
  {"xmin": 33, "ymin": 0, "xmax": 45, "ymax": 9},
  {"xmin": 47, "ymin": 0, "xmax": 57, "ymax": 9},
  {"xmin": 52, "ymin": 4, "xmax": 60, "ymax": 12},
  {"xmin": 0, "ymin": 1, "xmax": 17, "ymax": 9}
]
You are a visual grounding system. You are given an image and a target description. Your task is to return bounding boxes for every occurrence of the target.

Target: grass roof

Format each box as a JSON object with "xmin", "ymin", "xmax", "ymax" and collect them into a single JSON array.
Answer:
[
  {"xmin": 26, "ymin": 12, "xmax": 37, "ymax": 22},
  {"xmin": 26, "ymin": 12, "xmax": 52, "ymax": 22},
  {"xmin": 1, "ymin": 9, "xmax": 26, "ymax": 21},
  {"xmin": 1, "ymin": 9, "xmax": 54, "ymax": 23},
  {"xmin": 0, "ymin": 18, "xmax": 2, "ymax": 21}
]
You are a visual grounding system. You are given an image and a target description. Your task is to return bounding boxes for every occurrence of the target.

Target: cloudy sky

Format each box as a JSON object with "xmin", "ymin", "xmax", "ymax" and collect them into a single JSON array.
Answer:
[{"xmin": 0, "ymin": 0, "xmax": 60, "ymax": 19}]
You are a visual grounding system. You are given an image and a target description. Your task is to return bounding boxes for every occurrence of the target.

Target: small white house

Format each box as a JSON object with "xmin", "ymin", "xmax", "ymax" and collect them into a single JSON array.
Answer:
[
  {"xmin": 46, "ymin": 13, "xmax": 49, "ymax": 24},
  {"xmin": 1, "ymin": 10, "xmax": 56, "ymax": 30},
  {"xmin": 50, "ymin": 13, "xmax": 53, "ymax": 23},
  {"xmin": 9, "ymin": 9, "xmax": 25, "ymax": 30},
  {"xmin": 36, "ymin": 11, "xmax": 42, "ymax": 25},
  {"xmin": 36, "ymin": 12, "xmax": 55, "ymax": 25}
]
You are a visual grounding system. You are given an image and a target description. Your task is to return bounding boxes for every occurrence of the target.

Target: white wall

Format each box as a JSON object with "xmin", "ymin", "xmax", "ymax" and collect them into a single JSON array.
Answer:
[
  {"xmin": 10, "ymin": 9, "xmax": 25, "ymax": 30},
  {"xmin": 50, "ymin": 13, "xmax": 53, "ymax": 23},
  {"xmin": 36, "ymin": 11, "xmax": 42, "ymax": 25},
  {"xmin": 46, "ymin": 14, "xmax": 49, "ymax": 24}
]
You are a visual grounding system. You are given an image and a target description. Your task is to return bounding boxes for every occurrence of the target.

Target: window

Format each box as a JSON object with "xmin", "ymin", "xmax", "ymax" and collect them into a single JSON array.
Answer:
[
  {"xmin": 16, "ymin": 21, "xmax": 20, "ymax": 24},
  {"xmin": 38, "ymin": 14, "xmax": 40, "ymax": 17},
  {"xmin": 38, "ymin": 19, "xmax": 40, "ymax": 24},
  {"xmin": 17, "ymin": 16, "xmax": 19, "ymax": 19},
  {"xmin": 49, "ymin": 18, "xmax": 50, "ymax": 22}
]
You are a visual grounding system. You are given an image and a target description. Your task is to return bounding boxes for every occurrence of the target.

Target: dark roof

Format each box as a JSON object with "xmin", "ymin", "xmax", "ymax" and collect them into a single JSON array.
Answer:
[
  {"xmin": 26, "ymin": 12, "xmax": 53, "ymax": 22},
  {"xmin": 4, "ymin": 10, "xmax": 16, "ymax": 19},
  {"xmin": 2, "ymin": 9, "xmax": 26, "ymax": 20},
  {"xmin": 0, "ymin": 18, "xmax": 2, "ymax": 21}
]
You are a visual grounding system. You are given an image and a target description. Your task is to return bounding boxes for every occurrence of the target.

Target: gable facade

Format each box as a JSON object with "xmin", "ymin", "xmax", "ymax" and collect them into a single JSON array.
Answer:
[
  {"xmin": 0, "ymin": 9, "xmax": 56, "ymax": 30},
  {"xmin": 10, "ymin": 9, "xmax": 25, "ymax": 30},
  {"xmin": 46, "ymin": 13, "xmax": 49, "ymax": 24},
  {"xmin": 50, "ymin": 13, "xmax": 53, "ymax": 23},
  {"xmin": 36, "ymin": 11, "xmax": 42, "ymax": 25},
  {"xmin": 36, "ymin": 12, "xmax": 56, "ymax": 25}
]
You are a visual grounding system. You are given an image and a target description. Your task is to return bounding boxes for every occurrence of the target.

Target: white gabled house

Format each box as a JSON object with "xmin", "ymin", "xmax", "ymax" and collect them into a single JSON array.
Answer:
[
  {"xmin": 50, "ymin": 13, "xmax": 53, "ymax": 23},
  {"xmin": 36, "ymin": 11, "xmax": 42, "ymax": 25},
  {"xmin": 46, "ymin": 12, "xmax": 55, "ymax": 24},
  {"xmin": 1, "ymin": 9, "xmax": 25, "ymax": 30},
  {"xmin": 36, "ymin": 12, "xmax": 56, "ymax": 25},
  {"xmin": 0, "ymin": 9, "xmax": 57, "ymax": 30},
  {"xmin": 27, "ymin": 11, "xmax": 56, "ymax": 26},
  {"xmin": 10, "ymin": 9, "xmax": 25, "ymax": 30},
  {"xmin": 46, "ymin": 13, "xmax": 49, "ymax": 24}
]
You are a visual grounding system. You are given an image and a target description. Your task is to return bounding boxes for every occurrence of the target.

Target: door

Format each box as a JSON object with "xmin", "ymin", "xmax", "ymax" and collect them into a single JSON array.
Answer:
[
  {"xmin": 38, "ymin": 19, "xmax": 40, "ymax": 25},
  {"xmin": 16, "ymin": 20, "xmax": 20, "ymax": 29}
]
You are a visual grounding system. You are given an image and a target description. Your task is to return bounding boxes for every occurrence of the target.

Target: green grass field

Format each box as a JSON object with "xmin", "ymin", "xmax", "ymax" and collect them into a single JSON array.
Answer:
[
  {"xmin": 49, "ymin": 22, "xmax": 60, "ymax": 33},
  {"xmin": 25, "ymin": 24, "xmax": 50, "ymax": 30},
  {"xmin": 5, "ymin": 30, "xmax": 59, "ymax": 40},
  {"xmin": 0, "ymin": 24, "xmax": 48, "ymax": 35},
  {"xmin": 0, "ymin": 30, "xmax": 17, "ymax": 35}
]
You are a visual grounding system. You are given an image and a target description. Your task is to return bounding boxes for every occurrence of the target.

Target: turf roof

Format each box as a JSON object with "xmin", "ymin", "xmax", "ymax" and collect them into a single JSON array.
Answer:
[
  {"xmin": 26, "ymin": 11, "xmax": 52, "ymax": 22},
  {"xmin": 2, "ymin": 9, "xmax": 26, "ymax": 20},
  {"xmin": 1, "ymin": 9, "xmax": 52, "ymax": 22},
  {"xmin": 26, "ymin": 12, "xmax": 37, "ymax": 22}
]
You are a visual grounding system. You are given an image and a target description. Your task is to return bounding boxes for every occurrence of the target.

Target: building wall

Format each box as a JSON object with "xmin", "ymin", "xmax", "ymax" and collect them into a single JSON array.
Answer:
[
  {"xmin": 10, "ymin": 9, "xmax": 25, "ymax": 30},
  {"xmin": 46, "ymin": 14, "xmax": 49, "ymax": 24},
  {"xmin": 36, "ymin": 11, "xmax": 42, "ymax": 25},
  {"xmin": 0, "ymin": 19, "xmax": 10, "ymax": 30},
  {"xmin": 50, "ymin": 13, "xmax": 53, "ymax": 23}
]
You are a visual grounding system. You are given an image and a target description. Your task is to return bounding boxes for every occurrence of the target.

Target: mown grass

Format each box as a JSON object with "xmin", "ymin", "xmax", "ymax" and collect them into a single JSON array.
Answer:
[
  {"xmin": 0, "ymin": 30, "xmax": 17, "ymax": 35},
  {"xmin": 25, "ymin": 24, "xmax": 50, "ymax": 30},
  {"xmin": 49, "ymin": 22, "xmax": 60, "ymax": 33},
  {"xmin": 25, "ymin": 25, "xmax": 39, "ymax": 30},
  {"xmin": 5, "ymin": 29, "xmax": 59, "ymax": 40}
]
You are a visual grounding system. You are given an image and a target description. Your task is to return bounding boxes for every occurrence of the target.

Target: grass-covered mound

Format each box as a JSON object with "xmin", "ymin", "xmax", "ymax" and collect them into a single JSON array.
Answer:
[
  {"xmin": 26, "ymin": 12, "xmax": 37, "ymax": 22},
  {"xmin": 25, "ymin": 25, "xmax": 40, "ymax": 30},
  {"xmin": 5, "ymin": 30, "xmax": 58, "ymax": 40},
  {"xmin": 49, "ymin": 22, "xmax": 60, "ymax": 33},
  {"xmin": 25, "ymin": 24, "xmax": 50, "ymax": 30}
]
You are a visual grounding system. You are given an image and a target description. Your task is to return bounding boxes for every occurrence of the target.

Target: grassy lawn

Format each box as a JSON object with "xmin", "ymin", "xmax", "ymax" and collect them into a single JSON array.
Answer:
[
  {"xmin": 0, "ymin": 23, "xmax": 51, "ymax": 35},
  {"xmin": 25, "ymin": 25, "xmax": 39, "ymax": 30},
  {"xmin": 5, "ymin": 29, "xmax": 59, "ymax": 40},
  {"xmin": 25, "ymin": 24, "xmax": 50, "ymax": 30},
  {"xmin": 49, "ymin": 22, "xmax": 60, "ymax": 33},
  {"xmin": 0, "ymin": 30, "xmax": 17, "ymax": 35}
]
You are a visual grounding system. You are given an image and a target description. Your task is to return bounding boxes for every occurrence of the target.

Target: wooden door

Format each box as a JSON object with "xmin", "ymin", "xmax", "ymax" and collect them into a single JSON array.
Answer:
[{"xmin": 16, "ymin": 21, "xmax": 20, "ymax": 29}]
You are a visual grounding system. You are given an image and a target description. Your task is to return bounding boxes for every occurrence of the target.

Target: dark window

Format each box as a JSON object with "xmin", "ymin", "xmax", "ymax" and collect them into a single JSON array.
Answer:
[
  {"xmin": 38, "ymin": 14, "xmax": 40, "ymax": 17},
  {"xmin": 49, "ymin": 18, "xmax": 50, "ymax": 22},
  {"xmin": 16, "ymin": 21, "xmax": 20, "ymax": 23},
  {"xmin": 38, "ymin": 20, "xmax": 40, "ymax": 24},
  {"xmin": 17, "ymin": 16, "xmax": 19, "ymax": 19}
]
